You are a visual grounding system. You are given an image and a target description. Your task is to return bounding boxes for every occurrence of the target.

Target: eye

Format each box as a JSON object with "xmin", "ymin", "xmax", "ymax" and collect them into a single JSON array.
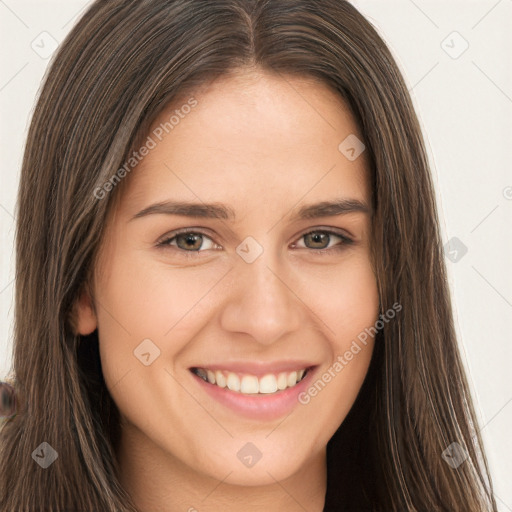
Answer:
[
  {"xmin": 293, "ymin": 229, "xmax": 353, "ymax": 252},
  {"xmin": 156, "ymin": 227, "xmax": 353, "ymax": 256},
  {"xmin": 157, "ymin": 229, "xmax": 219, "ymax": 252}
]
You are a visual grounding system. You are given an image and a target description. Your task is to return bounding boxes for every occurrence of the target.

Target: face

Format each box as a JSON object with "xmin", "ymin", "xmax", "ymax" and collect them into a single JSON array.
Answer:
[{"xmin": 77, "ymin": 68, "xmax": 379, "ymax": 487}]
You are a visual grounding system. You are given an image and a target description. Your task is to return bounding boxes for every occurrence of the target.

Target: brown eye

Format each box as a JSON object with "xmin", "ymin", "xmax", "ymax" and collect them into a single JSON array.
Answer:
[
  {"xmin": 304, "ymin": 232, "xmax": 331, "ymax": 249},
  {"xmin": 158, "ymin": 230, "xmax": 218, "ymax": 252},
  {"xmin": 297, "ymin": 230, "xmax": 352, "ymax": 251},
  {"xmin": 175, "ymin": 233, "xmax": 204, "ymax": 251}
]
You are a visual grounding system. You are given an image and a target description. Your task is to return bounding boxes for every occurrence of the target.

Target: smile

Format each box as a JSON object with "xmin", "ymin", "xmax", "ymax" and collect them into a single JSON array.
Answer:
[{"xmin": 191, "ymin": 367, "xmax": 309, "ymax": 395}]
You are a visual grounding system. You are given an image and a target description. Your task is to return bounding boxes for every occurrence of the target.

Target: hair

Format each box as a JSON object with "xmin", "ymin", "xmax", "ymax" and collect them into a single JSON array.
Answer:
[{"xmin": 0, "ymin": 1, "xmax": 497, "ymax": 511}]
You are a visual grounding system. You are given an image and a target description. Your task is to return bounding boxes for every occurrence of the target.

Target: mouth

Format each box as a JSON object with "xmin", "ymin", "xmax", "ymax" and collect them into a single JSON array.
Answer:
[{"xmin": 190, "ymin": 367, "xmax": 310, "ymax": 395}]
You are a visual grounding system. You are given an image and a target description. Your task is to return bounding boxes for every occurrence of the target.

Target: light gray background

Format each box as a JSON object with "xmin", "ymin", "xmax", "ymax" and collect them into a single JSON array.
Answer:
[{"xmin": 1, "ymin": 0, "xmax": 511, "ymax": 509}]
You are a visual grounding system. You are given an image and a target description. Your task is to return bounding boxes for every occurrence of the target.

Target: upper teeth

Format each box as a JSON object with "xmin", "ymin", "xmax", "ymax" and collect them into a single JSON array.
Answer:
[{"xmin": 193, "ymin": 368, "xmax": 307, "ymax": 394}]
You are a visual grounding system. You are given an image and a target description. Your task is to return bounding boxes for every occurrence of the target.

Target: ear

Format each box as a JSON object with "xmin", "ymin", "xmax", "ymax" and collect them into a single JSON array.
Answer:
[{"xmin": 71, "ymin": 284, "xmax": 98, "ymax": 336}]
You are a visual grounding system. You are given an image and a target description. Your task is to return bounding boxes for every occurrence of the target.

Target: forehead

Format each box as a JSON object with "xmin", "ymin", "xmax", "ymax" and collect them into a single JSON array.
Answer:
[{"xmin": 120, "ymin": 69, "xmax": 370, "ymax": 215}]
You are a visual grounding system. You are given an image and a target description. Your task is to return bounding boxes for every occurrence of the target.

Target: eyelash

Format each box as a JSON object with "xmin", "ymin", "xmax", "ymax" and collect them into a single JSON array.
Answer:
[{"xmin": 156, "ymin": 227, "xmax": 354, "ymax": 257}]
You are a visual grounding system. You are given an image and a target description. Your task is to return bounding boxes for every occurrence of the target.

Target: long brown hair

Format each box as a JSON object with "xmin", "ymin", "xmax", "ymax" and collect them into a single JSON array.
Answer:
[{"xmin": 0, "ymin": 1, "xmax": 497, "ymax": 510}]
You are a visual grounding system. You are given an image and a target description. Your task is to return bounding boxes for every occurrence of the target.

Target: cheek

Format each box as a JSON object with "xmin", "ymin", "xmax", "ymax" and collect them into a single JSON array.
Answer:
[
  {"xmin": 294, "ymin": 253, "xmax": 379, "ymax": 345},
  {"xmin": 294, "ymin": 254, "xmax": 378, "ymax": 411},
  {"xmin": 93, "ymin": 248, "xmax": 229, "ymax": 390},
  {"xmin": 96, "ymin": 251, "xmax": 226, "ymax": 341},
  {"xmin": 295, "ymin": 286, "xmax": 378, "ymax": 444}
]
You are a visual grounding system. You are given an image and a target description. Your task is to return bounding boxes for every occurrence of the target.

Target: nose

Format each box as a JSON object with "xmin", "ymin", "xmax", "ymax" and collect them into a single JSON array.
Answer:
[{"xmin": 219, "ymin": 248, "xmax": 304, "ymax": 346}]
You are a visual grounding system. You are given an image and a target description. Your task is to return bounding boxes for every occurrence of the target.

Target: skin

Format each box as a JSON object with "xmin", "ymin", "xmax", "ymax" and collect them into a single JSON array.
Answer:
[{"xmin": 76, "ymin": 67, "xmax": 380, "ymax": 512}]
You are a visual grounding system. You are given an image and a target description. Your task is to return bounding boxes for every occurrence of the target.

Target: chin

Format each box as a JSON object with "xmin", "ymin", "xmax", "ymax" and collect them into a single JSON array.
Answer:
[{"xmin": 191, "ymin": 438, "xmax": 318, "ymax": 487}]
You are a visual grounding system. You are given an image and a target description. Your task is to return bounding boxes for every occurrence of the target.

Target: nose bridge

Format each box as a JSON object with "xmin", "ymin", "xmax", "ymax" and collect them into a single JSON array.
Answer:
[{"xmin": 219, "ymin": 240, "xmax": 302, "ymax": 345}]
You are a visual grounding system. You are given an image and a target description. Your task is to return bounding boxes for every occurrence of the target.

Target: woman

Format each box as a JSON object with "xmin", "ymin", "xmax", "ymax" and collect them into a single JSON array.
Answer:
[{"xmin": 0, "ymin": 1, "xmax": 497, "ymax": 510}]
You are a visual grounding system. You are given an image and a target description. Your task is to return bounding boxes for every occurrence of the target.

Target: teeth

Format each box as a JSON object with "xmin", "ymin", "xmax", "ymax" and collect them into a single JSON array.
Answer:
[
  {"xmin": 193, "ymin": 367, "xmax": 308, "ymax": 394},
  {"xmin": 259, "ymin": 374, "xmax": 278, "ymax": 394},
  {"xmin": 226, "ymin": 373, "xmax": 240, "ymax": 392},
  {"xmin": 215, "ymin": 370, "xmax": 226, "ymax": 388},
  {"xmin": 240, "ymin": 375, "xmax": 259, "ymax": 394},
  {"xmin": 277, "ymin": 372, "xmax": 288, "ymax": 390},
  {"xmin": 287, "ymin": 371, "xmax": 297, "ymax": 387},
  {"xmin": 196, "ymin": 368, "xmax": 208, "ymax": 380}
]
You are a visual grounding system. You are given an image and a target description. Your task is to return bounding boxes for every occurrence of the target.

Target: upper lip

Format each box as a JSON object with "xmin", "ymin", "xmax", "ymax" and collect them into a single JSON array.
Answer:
[{"xmin": 189, "ymin": 360, "xmax": 317, "ymax": 377}]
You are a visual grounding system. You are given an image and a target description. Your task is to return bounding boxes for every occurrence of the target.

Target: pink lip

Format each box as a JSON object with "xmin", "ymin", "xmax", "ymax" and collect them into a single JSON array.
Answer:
[{"xmin": 189, "ymin": 365, "xmax": 317, "ymax": 421}]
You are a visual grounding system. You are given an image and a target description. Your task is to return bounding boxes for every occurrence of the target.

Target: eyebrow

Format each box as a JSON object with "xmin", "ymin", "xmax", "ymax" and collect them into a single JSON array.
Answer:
[{"xmin": 130, "ymin": 198, "xmax": 371, "ymax": 222}]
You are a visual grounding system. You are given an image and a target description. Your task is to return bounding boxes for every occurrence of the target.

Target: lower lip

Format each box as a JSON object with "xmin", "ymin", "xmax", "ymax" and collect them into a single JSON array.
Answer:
[{"xmin": 190, "ymin": 367, "xmax": 317, "ymax": 421}]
